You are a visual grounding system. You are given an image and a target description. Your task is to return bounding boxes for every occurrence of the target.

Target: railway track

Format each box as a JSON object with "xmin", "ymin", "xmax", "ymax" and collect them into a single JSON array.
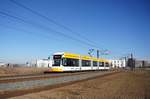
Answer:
[
  {"xmin": 0, "ymin": 71, "xmax": 95, "ymax": 83},
  {"xmin": 0, "ymin": 71, "xmax": 119, "ymax": 99}
]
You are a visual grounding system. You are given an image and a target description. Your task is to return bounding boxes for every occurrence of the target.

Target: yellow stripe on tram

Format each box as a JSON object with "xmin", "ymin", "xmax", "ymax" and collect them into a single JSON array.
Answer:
[{"xmin": 50, "ymin": 68, "xmax": 63, "ymax": 72}]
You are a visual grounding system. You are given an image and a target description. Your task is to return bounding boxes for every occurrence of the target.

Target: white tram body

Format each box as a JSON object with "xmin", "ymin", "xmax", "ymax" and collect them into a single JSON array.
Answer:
[{"xmin": 47, "ymin": 52, "xmax": 110, "ymax": 72}]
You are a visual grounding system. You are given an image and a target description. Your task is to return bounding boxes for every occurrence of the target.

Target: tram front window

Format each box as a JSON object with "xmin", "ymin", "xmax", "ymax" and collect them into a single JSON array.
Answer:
[
  {"xmin": 53, "ymin": 59, "xmax": 61, "ymax": 66},
  {"xmin": 53, "ymin": 55, "xmax": 62, "ymax": 66}
]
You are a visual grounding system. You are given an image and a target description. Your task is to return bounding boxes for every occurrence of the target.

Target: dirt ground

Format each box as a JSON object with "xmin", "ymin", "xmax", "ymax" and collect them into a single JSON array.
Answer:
[
  {"xmin": 9, "ymin": 70, "xmax": 150, "ymax": 99},
  {"xmin": 0, "ymin": 67, "xmax": 48, "ymax": 76}
]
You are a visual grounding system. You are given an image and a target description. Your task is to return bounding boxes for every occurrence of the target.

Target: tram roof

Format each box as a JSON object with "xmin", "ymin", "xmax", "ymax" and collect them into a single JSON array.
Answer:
[{"xmin": 53, "ymin": 52, "xmax": 110, "ymax": 62}]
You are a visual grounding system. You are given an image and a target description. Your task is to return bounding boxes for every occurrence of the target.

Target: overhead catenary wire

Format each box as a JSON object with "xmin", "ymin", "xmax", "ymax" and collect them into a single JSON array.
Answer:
[
  {"xmin": 0, "ymin": 17, "xmax": 94, "ymax": 51},
  {"xmin": 0, "ymin": 21, "xmax": 59, "ymax": 42},
  {"xmin": 0, "ymin": 11, "xmax": 98, "ymax": 48},
  {"xmin": 0, "ymin": 19, "xmax": 90, "ymax": 53},
  {"xmin": 9, "ymin": 0, "xmax": 103, "ymax": 49}
]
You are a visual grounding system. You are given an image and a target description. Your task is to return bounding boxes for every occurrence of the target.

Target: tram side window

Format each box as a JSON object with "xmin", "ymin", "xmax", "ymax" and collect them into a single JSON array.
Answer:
[
  {"xmin": 93, "ymin": 61, "xmax": 97, "ymax": 67},
  {"xmin": 82, "ymin": 60, "xmax": 91, "ymax": 66},
  {"xmin": 105, "ymin": 62, "xmax": 109, "ymax": 67},
  {"xmin": 63, "ymin": 58, "xmax": 79, "ymax": 66},
  {"xmin": 99, "ymin": 62, "xmax": 104, "ymax": 67}
]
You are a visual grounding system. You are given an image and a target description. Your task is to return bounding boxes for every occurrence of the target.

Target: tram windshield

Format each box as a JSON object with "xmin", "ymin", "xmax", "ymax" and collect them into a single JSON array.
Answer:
[{"xmin": 53, "ymin": 55, "xmax": 62, "ymax": 66}]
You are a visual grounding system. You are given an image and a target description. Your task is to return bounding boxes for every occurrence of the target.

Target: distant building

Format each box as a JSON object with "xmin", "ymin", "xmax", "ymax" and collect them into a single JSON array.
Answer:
[
  {"xmin": 135, "ymin": 60, "xmax": 143, "ymax": 68},
  {"xmin": 0, "ymin": 62, "xmax": 6, "ymax": 67},
  {"xmin": 111, "ymin": 59, "xmax": 126, "ymax": 68},
  {"xmin": 135, "ymin": 60, "xmax": 150, "ymax": 68},
  {"xmin": 36, "ymin": 59, "xmax": 52, "ymax": 68}
]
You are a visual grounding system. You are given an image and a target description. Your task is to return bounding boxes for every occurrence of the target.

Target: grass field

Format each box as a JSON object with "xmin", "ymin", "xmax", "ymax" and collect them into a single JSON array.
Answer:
[
  {"xmin": 9, "ymin": 70, "xmax": 150, "ymax": 99},
  {"xmin": 0, "ymin": 67, "xmax": 48, "ymax": 76}
]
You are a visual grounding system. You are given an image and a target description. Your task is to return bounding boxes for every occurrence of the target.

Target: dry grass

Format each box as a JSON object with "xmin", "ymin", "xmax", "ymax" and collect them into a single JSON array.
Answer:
[
  {"xmin": 0, "ymin": 67, "xmax": 48, "ymax": 76},
  {"xmin": 9, "ymin": 70, "xmax": 150, "ymax": 99}
]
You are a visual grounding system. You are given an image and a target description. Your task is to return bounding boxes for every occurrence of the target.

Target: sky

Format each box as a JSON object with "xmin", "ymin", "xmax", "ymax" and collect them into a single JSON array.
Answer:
[{"xmin": 0, "ymin": 0, "xmax": 150, "ymax": 63}]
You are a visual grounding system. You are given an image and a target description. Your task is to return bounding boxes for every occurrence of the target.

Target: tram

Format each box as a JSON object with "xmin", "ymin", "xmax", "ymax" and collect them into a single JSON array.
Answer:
[{"xmin": 47, "ymin": 52, "xmax": 110, "ymax": 72}]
